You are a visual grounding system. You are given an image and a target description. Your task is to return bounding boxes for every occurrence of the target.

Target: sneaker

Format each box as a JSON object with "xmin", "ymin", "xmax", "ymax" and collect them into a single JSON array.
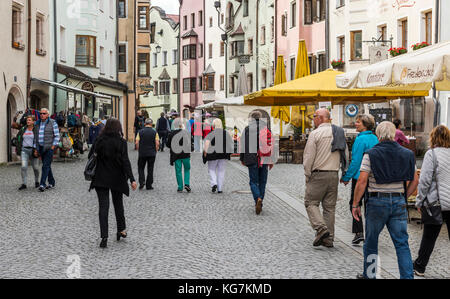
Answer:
[
  {"xmin": 139, "ymin": 184, "xmax": 145, "ymax": 190},
  {"xmin": 35, "ymin": 182, "xmax": 40, "ymax": 188},
  {"xmin": 19, "ymin": 184, "xmax": 27, "ymax": 191},
  {"xmin": 147, "ymin": 186, "xmax": 154, "ymax": 190},
  {"xmin": 38, "ymin": 186, "xmax": 46, "ymax": 192},
  {"xmin": 255, "ymin": 198, "xmax": 263, "ymax": 215},
  {"xmin": 352, "ymin": 232, "xmax": 365, "ymax": 245},
  {"xmin": 313, "ymin": 228, "xmax": 330, "ymax": 247},
  {"xmin": 218, "ymin": 191, "xmax": 223, "ymax": 194},
  {"xmin": 46, "ymin": 184, "xmax": 55, "ymax": 190},
  {"xmin": 184, "ymin": 185, "xmax": 191, "ymax": 193},
  {"xmin": 212, "ymin": 185, "xmax": 217, "ymax": 193},
  {"xmin": 413, "ymin": 261, "xmax": 425, "ymax": 277},
  {"xmin": 177, "ymin": 189, "xmax": 183, "ymax": 193}
]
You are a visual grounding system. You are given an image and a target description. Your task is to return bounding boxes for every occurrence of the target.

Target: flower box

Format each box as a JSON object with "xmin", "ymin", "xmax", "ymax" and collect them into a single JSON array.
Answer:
[
  {"xmin": 331, "ymin": 59, "xmax": 345, "ymax": 69},
  {"xmin": 412, "ymin": 42, "xmax": 430, "ymax": 51},
  {"xmin": 388, "ymin": 47, "xmax": 407, "ymax": 57}
]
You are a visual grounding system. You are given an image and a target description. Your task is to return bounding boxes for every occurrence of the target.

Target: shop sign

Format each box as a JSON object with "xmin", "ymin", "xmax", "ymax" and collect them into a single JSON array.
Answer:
[
  {"xmin": 369, "ymin": 46, "xmax": 389, "ymax": 65},
  {"xmin": 345, "ymin": 104, "xmax": 359, "ymax": 118},
  {"xmin": 81, "ymin": 81, "xmax": 95, "ymax": 92}
]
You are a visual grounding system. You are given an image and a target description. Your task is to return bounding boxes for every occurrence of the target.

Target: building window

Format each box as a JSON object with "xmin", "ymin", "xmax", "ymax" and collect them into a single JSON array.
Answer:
[
  {"xmin": 109, "ymin": 50, "xmax": 114, "ymax": 77},
  {"xmin": 153, "ymin": 53, "xmax": 158, "ymax": 67},
  {"xmin": 118, "ymin": 44, "xmax": 127, "ymax": 72},
  {"xmin": 183, "ymin": 15, "xmax": 187, "ymax": 30},
  {"xmin": 261, "ymin": 69, "xmax": 267, "ymax": 89},
  {"xmin": 163, "ymin": 51, "xmax": 168, "ymax": 66},
  {"xmin": 199, "ymin": 10, "xmax": 203, "ymax": 26},
  {"xmin": 220, "ymin": 42, "xmax": 225, "ymax": 57},
  {"xmin": 221, "ymin": 14, "xmax": 224, "ymax": 24},
  {"xmin": 243, "ymin": 0, "xmax": 249, "ymax": 17},
  {"xmin": 309, "ymin": 55, "xmax": 316, "ymax": 74},
  {"xmin": 290, "ymin": 57, "xmax": 296, "ymax": 81},
  {"xmin": 138, "ymin": 6, "xmax": 149, "ymax": 30},
  {"xmin": 173, "ymin": 78, "xmax": 179, "ymax": 94},
  {"xmin": 248, "ymin": 38, "xmax": 253, "ymax": 55},
  {"xmin": 60, "ymin": 26, "xmax": 66, "ymax": 61},
  {"xmin": 172, "ymin": 49, "xmax": 178, "ymax": 64},
  {"xmin": 229, "ymin": 76, "xmax": 235, "ymax": 94},
  {"xmin": 150, "ymin": 23, "xmax": 156, "ymax": 43},
  {"xmin": 232, "ymin": 41, "xmax": 245, "ymax": 57},
  {"xmin": 271, "ymin": 16, "xmax": 275, "ymax": 42},
  {"xmin": 379, "ymin": 24, "xmax": 387, "ymax": 41},
  {"xmin": 316, "ymin": 0, "xmax": 326, "ymax": 21},
  {"xmin": 209, "ymin": 17, "xmax": 213, "ymax": 27},
  {"xmin": 318, "ymin": 53, "xmax": 327, "ymax": 71},
  {"xmin": 36, "ymin": 15, "xmax": 45, "ymax": 54},
  {"xmin": 154, "ymin": 81, "xmax": 158, "ymax": 96},
  {"xmin": 191, "ymin": 13, "xmax": 195, "ymax": 28},
  {"xmin": 199, "ymin": 43, "xmax": 204, "ymax": 58},
  {"xmin": 12, "ymin": 5, "xmax": 24, "ymax": 49},
  {"xmin": 399, "ymin": 18, "xmax": 408, "ymax": 48},
  {"xmin": 350, "ymin": 30, "xmax": 362, "ymax": 60},
  {"xmin": 336, "ymin": 0, "xmax": 345, "ymax": 8},
  {"xmin": 138, "ymin": 53, "xmax": 149, "ymax": 77},
  {"xmin": 118, "ymin": 0, "xmax": 126, "ymax": 18},
  {"xmin": 281, "ymin": 13, "xmax": 287, "ymax": 36},
  {"xmin": 424, "ymin": 11, "xmax": 432, "ymax": 44},
  {"xmin": 182, "ymin": 44, "xmax": 196, "ymax": 60},
  {"xmin": 204, "ymin": 75, "xmax": 214, "ymax": 91},
  {"xmin": 304, "ymin": 0, "xmax": 313, "ymax": 25},
  {"xmin": 183, "ymin": 78, "xmax": 196, "ymax": 93},
  {"xmin": 100, "ymin": 47, "xmax": 105, "ymax": 74},
  {"xmin": 247, "ymin": 73, "xmax": 253, "ymax": 93},
  {"xmin": 109, "ymin": 0, "xmax": 114, "ymax": 18},
  {"xmin": 220, "ymin": 75, "xmax": 224, "ymax": 90},
  {"xmin": 76, "ymin": 35, "xmax": 96, "ymax": 67},
  {"xmin": 291, "ymin": 1, "xmax": 297, "ymax": 28},
  {"xmin": 160, "ymin": 81, "xmax": 170, "ymax": 95},
  {"xmin": 261, "ymin": 26, "xmax": 266, "ymax": 45},
  {"xmin": 208, "ymin": 43, "xmax": 213, "ymax": 59},
  {"xmin": 337, "ymin": 36, "xmax": 345, "ymax": 61},
  {"xmin": 198, "ymin": 76, "xmax": 203, "ymax": 91}
]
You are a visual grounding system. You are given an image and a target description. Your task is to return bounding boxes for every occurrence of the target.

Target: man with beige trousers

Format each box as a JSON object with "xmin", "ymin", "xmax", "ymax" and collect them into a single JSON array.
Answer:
[{"xmin": 304, "ymin": 108, "xmax": 348, "ymax": 248}]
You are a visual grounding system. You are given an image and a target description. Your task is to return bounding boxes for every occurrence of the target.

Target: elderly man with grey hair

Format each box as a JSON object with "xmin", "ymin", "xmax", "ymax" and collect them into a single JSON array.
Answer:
[
  {"xmin": 352, "ymin": 121, "xmax": 419, "ymax": 279},
  {"xmin": 135, "ymin": 118, "xmax": 160, "ymax": 190},
  {"xmin": 303, "ymin": 108, "xmax": 348, "ymax": 248},
  {"xmin": 33, "ymin": 108, "xmax": 60, "ymax": 192}
]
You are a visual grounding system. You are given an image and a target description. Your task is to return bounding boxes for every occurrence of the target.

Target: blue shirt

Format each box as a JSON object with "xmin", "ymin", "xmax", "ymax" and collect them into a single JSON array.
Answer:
[{"xmin": 342, "ymin": 130, "xmax": 379, "ymax": 181}]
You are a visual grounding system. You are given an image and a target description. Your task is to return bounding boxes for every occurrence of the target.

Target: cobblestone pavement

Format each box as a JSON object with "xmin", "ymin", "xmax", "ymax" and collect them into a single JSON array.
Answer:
[
  {"xmin": 267, "ymin": 163, "xmax": 450, "ymax": 279},
  {"xmin": 0, "ymin": 145, "xmax": 445, "ymax": 279}
]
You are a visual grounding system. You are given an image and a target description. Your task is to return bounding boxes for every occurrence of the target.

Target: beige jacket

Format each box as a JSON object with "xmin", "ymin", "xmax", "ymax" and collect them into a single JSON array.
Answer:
[{"xmin": 303, "ymin": 123, "xmax": 342, "ymax": 181}]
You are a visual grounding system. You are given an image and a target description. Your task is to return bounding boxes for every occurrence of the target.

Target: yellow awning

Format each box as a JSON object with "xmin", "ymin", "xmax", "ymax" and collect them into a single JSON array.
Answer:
[
  {"xmin": 245, "ymin": 69, "xmax": 430, "ymax": 106},
  {"xmin": 271, "ymin": 56, "xmax": 290, "ymax": 123},
  {"xmin": 291, "ymin": 40, "xmax": 310, "ymax": 128}
]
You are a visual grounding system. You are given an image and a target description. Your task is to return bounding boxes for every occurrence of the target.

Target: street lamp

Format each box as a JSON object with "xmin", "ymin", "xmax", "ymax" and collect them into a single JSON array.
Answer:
[{"xmin": 155, "ymin": 45, "xmax": 161, "ymax": 54}]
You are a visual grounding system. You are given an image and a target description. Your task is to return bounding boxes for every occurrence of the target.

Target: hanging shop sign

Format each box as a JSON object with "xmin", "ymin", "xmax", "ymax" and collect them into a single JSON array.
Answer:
[
  {"xmin": 81, "ymin": 81, "xmax": 95, "ymax": 92},
  {"xmin": 345, "ymin": 104, "xmax": 359, "ymax": 118}
]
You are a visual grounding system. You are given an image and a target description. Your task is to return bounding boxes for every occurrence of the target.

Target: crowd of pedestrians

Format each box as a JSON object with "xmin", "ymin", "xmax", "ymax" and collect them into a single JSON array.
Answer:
[{"xmin": 12, "ymin": 107, "xmax": 450, "ymax": 279}]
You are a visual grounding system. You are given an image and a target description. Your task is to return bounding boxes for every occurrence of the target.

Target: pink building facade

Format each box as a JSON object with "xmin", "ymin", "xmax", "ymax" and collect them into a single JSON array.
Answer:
[
  {"xmin": 179, "ymin": 0, "xmax": 205, "ymax": 117},
  {"xmin": 276, "ymin": 0, "xmax": 327, "ymax": 81}
]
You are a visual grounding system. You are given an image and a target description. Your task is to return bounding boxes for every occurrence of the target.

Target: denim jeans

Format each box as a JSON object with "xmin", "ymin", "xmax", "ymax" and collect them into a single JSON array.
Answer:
[
  {"xmin": 248, "ymin": 164, "xmax": 268, "ymax": 204},
  {"xmin": 363, "ymin": 195, "xmax": 413, "ymax": 279},
  {"xmin": 21, "ymin": 147, "xmax": 40, "ymax": 185},
  {"xmin": 38, "ymin": 146, "xmax": 55, "ymax": 187}
]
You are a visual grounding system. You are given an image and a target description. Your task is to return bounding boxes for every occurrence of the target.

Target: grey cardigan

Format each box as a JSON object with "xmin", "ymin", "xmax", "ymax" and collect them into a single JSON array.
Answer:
[{"xmin": 416, "ymin": 147, "xmax": 450, "ymax": 211}]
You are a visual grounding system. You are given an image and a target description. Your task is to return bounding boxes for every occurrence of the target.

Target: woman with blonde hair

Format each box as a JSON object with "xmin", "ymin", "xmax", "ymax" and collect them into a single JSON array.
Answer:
[
  {"xmin": 203, "ymin": 118, "xmax": 233, "ymax": 194},
  {"xmin": 413, "ymin": 125, "xmax": 450, "ymax": 277}
]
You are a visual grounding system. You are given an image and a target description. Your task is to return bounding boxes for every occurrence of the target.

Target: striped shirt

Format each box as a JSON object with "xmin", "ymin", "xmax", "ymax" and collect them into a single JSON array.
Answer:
[
  {"xmin": 360, "ymin": 154, "xmax": 405, "ymax": 193},
  {"xmin": 37, "ymin": 119, "xmax": 60, "ymax": 147}
]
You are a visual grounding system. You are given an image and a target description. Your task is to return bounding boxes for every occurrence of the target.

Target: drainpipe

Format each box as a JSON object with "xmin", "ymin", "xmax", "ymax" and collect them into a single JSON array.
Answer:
[
  {"xmin": 325, "ymin": 0, "xmax": 330, "ymax": 68},
  {"xmin": 274, "ymin": 0, "xmax": 277, "ymax": 66},
  {"xmin": 53, "ymin": 0, "xmax": 58, "ymax": 113},
  {"xmin": 178, "ymin": 3, "xmax": 181, "ymax": 113},
  {"xmin": 256, "ymin": 0, "xmax": 260, "ymax": 91},
  {"xmin": 433, "ymin": 0, "xmax": 440, "ymax": 126},
  {"xmin": 26, "ymin": 0, "xmax": 32, "ymax": 109}
]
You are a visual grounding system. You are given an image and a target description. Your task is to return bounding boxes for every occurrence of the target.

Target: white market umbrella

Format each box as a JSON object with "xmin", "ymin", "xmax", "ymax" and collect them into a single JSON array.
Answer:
[{"xmin": 235, "ymin": 65, "xmax": 249, "ymax": 96}]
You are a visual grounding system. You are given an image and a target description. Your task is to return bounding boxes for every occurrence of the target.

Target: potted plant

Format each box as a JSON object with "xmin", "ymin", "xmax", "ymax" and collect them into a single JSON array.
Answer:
[
  {"xmin": 412, "ymin": 41, "xmax": 430, "ymax": 51},
  {"xmin": 331, "ymin": 59, "xmax": 345, "ymax": 70},
  {"xmin": 388, "ymin": 47, "xmax": 407, "ymax": 57}
]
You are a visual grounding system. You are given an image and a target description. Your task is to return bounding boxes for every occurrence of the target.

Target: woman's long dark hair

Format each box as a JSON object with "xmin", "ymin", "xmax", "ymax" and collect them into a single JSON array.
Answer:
[{"xmin": 100, "ymin": 118, "xmax": 124, "ymax": 138}]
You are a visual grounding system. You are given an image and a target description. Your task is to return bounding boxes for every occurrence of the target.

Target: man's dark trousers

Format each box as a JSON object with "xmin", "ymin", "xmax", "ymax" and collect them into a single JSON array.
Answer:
[
  {"xmin": 138, "ymin": 156, "xmax": 156, "ymax": 189},
  {"xmin": 158, "ymin": 130, "xmax": 168, "ymax": 151},
  {"xmin": 38, "ymin": 145, "xmax": 55, "ymax": 187}
]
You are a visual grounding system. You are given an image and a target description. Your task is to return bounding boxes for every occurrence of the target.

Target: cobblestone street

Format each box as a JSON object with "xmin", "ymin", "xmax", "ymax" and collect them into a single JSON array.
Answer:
[{"xmin": 0, "ymin": 145, "xmax": 448, "ymax": 279}]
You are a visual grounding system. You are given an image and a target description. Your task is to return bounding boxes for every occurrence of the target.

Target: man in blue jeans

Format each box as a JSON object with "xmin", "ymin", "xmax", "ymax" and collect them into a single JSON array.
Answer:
[
  {"xmin": 240, "ymin": 111, "xmax": 274, "ymax": 215},
  {"xmin": 33, "ymin": 108, "xmax": 60, "ymax": 192},
  {"xmin": 352, "ymin": 121, "xmax": 419, "ymax": 279}
]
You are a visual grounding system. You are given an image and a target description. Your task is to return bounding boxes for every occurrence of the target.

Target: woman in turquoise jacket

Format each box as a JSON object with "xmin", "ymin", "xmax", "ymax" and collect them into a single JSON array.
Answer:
[{"xmin": 341, "ymin": 114, "xmax": 379, "ymax": 245}]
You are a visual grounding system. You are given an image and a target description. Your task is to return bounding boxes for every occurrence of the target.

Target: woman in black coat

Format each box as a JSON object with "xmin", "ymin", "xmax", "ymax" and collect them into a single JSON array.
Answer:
[{"xmin": 89, "ymin": 119, "xmax": 137, "ymax": 248}]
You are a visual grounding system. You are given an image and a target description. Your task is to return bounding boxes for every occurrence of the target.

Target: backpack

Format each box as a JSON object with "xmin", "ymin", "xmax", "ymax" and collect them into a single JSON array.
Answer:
[
  {"xmin": 61, "ymin": 134, "xmax": 73, "ymax": 151},
  {"xmin": 258, "ymin": 127, "xmax": 273, "ymax": 167}
]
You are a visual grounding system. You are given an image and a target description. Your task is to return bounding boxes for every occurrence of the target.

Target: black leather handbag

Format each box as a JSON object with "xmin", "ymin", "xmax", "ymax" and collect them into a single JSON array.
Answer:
[
  {"xmin": 84, "ymin": 152, "xmax": 97, "ymax": 181},
  {"xmin": 420, "ymin": 149, "xmax": 443, "ymax": 225}
]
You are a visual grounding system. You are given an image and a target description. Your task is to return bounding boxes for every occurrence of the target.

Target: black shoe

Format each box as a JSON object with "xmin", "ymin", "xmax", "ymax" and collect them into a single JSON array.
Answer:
[
  {"xmin": 147, "ymin": 186, "xmax": 154, "ymax": 190},
  {"xmin": 139, "ymin": 184, "xmax": 144, "ymax": 190},
  {"xmin": 184, "ymin": 185, "xmax": 191, "ymax": 193},
  {"xmin": 19, "ymin": 184, "xmax": 27, "ymax": 191},
  {"xmin": 218, "ymin": 191, "xmax": 223, "ymax": 194},
  {"xmin": 46, "ymin": 184, "xmax": 55, "ymax": 190},
  {"xmin": 117, "ymin": 232, "xmax": 127, "ymax": 241},
  {"xmin": 352, "ymin": 233, "xmax": 365, "ymax": 245},
  {"xmin": 413, "ymin": 261, "xmax": 425, "ymax": 277},
  {"xmin": 35, "ymin": 182, "xmax": 40, "ymax": 188},
  {"xmin": 212, "ymin": 185, "xmax": 217, "ymax": 193},
  {"xmin": 38, "ymin": 186, "xmax": 46, "ymax": 192},
  {"xmin": 100, "ymin": 238, "xmax": 108, "ymax": 248}
]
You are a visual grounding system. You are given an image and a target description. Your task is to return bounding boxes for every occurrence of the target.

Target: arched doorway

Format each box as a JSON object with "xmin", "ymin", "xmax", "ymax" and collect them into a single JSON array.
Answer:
[{"xmin": 6, "ymin": 94, "xmax": 16, "ymax": 162}]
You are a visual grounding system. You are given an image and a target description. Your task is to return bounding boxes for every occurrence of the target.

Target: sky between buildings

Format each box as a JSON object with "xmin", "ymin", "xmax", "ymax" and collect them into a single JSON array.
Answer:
[{"xmin": 152, "ymin": 0, "xmax": 179, "ymax": 15}]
